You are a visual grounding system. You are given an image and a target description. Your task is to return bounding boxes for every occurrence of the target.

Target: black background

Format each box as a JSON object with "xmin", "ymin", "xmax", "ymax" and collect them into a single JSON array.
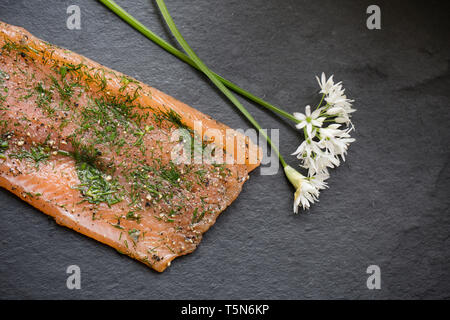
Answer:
[{"xmin": 0, "ymin": 0, "xmax": 449, "ymax": 299}]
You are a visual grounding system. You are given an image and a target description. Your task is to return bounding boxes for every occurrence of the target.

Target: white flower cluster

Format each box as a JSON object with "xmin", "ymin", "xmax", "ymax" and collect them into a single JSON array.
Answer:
[{"xmin": 289, "ymin": 73, "xmax": 356, "ymax": 212}]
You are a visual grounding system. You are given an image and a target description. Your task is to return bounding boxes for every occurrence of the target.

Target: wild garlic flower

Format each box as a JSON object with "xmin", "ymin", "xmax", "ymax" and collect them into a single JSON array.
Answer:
[
  {"xmin": 307, "ymin": 150, "xmax": 340, "ymax": 175},
  {"xmin": 316, "ymin": 73, "xmax": 340, "ymax": 96},
  {"xmin": 293, "ymin": 73, "xmax": 356, "ymax": 175},
  {"xmin": 291, "ymin": 135, "xmax": 320, "ymax": 161},
  {"xmin": 318, "ymin": 124, "xmax": 355, "ymax": 161},
  {"xmin": 287, "ymin": 73, "xmax": 356, "ymax": 212},
  {"xmin": 293, "ymin": 105, "xmax": 326, "ymax": 138},
  {"xmin": 292, "ymin": 138, "xmax": 339, "ymax": 175},
  {"xmin": 284, "ymin": 166, "xmax": 329, "ymax": 213},
  {"xmin": 323, "ymin": 81, "xmax": 356, "ymax": 127}
]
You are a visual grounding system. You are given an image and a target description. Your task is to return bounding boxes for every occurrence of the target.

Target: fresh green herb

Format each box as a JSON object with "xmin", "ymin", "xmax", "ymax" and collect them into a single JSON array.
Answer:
[
  {"xmin": 0, "ymin": 140, "xmax": 8, "ymax": 151},
  {"xmin": 11, "ymin": 145, "xmax": 51, "ymax": 168},
  {"xmin": 110, "ymin": 222, "xmax": 124, "ymax": 229},
  {"xmin": 126, "ymin": 210, "xmax": 142, "ymax": 223},
  {"xmin": 0, "ymin": 70, "xmax": 9, "ymax": 85},
  {"xmin": 119, "ymin": 75, "xmax": 139, "ymax": 92},
  {"xmin": 57, "ymin": 150, "xmax": 71, "ymax": 157},
  {"xmin": 77, "ymin": 97, "xmax": 148, "ymax": 153},
  {"xmin": 158, "ymin": 108, "xmax": 187, "ymax": 129},
  {"xmin": 50, "ymin": 75, "xmax": 81, "ymax": 101},
  {"xmin": 126, "ymin": 163, "xmax": 162, "ymax": 206},
  {"xmin": 165, "ymin": 244, "xmax": 175, "ymax": 254},
  {"xmin": 2, "ymin": 41, "xmax": 22, "ymax": 54},
  {"xmin": 70, "ymin": 139, "xmax": 100, "ymax": 164},
  {"xmin": 74, "ymin": 161, "xmax": 123, "ymax": 206},
  {"xmin": 191, "ymin": 208, "xmax": 198, "ymax": 224},
  {"xmin": 34, "ymin": 82, "xmax": 55, "ymax": 115},
  {"xmin": 128, "ymin": 228, "xmax": 140, "ymax": 243},
  {"xmin": 160, "ymin": 161, "xmax": 181, "ymax": 186}
]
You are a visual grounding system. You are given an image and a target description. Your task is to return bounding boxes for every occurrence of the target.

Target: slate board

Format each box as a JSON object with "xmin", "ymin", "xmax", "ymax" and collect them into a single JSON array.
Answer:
[{"xmin": 0, "ymin": 0, "xmax": 449, "ymax": 299}]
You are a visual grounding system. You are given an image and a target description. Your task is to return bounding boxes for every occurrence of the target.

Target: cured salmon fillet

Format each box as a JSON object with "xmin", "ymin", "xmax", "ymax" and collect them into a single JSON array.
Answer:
[{"xmin": 0, "ymin": 22, "xmax": 261, "ymax": 272}]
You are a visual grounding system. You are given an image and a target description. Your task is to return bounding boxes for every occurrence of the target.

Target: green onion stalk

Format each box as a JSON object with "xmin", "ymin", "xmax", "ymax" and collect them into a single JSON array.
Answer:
[{"xmin": 97, "ymin": 0, "xmax": 299, "ymax": 124}]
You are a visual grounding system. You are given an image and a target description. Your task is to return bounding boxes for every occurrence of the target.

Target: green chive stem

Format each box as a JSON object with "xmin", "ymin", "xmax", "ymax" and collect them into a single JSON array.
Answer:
[{"xmin": 97, "ymin": 0, "xmax": 299, "ymax": 124}]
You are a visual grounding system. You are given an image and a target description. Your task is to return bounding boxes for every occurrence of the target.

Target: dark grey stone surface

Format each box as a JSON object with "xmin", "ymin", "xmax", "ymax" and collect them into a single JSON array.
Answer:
[{"xmin": 0, "ymin": 0, "xmax": 449, "ymax": 299}]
